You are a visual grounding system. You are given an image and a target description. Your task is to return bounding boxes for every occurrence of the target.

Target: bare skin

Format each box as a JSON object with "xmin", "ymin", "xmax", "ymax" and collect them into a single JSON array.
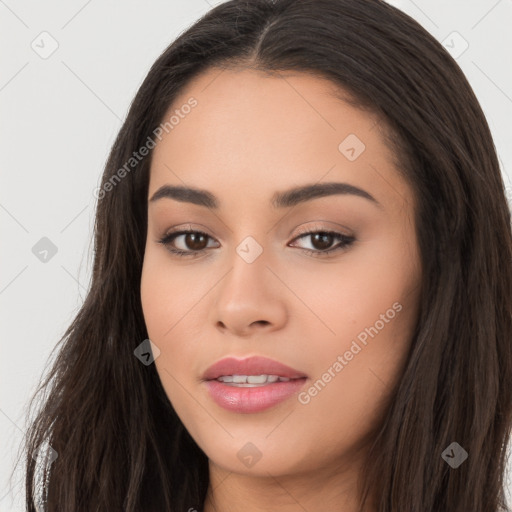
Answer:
[{"xmin": 140, "ymin": 67, "xmax": 422, "ymax": 512}]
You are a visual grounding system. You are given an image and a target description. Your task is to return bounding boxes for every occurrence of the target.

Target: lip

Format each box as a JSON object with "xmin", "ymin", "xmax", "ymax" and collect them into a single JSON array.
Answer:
[
  {"xmin": 202, "ymin": 356, "xmax": 308, "ymax": 414},
  {"xmin": 202, "ymin": 355, "xmax": 307, "ymax": 381}
]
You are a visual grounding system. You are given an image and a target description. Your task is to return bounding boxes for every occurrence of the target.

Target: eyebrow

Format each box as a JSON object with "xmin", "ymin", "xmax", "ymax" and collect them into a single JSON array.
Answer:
[{"xmin": 149, "ymin": 182, "xmax": 382, "ymax": 209}]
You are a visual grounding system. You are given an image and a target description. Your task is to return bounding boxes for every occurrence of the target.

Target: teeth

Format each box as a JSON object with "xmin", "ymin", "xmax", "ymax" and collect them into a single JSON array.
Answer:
[
  {"xmin": 216, "ymin": 374, "xmax": 293, "ymax": 385},
  {"xmin": 247, "ymin": 375, "xmax": 267, "ymax": 384}
]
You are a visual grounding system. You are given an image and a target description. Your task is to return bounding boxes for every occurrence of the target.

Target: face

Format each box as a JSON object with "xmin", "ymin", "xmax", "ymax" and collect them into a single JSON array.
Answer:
[{"xmin": 140, "ymin": 68, "xmax": 422, "ymax": 481}]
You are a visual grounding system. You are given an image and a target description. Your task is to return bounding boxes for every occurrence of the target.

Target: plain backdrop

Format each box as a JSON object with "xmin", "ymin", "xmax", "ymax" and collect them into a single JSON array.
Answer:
[{"xmin": 1, "ymin": 0, "xmax": 511, "ymax": 509}]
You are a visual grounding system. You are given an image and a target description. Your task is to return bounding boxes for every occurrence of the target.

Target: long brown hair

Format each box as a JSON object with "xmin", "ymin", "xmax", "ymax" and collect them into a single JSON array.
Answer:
[{"xmin": 20, "ymin": 0, "xmax": 512, "ymax": 510}]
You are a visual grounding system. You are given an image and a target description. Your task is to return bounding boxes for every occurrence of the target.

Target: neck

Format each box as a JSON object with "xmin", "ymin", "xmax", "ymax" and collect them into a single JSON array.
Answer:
[{"xmin": 202, "ymin": 451, "xmax": 377, "ymax": 512}]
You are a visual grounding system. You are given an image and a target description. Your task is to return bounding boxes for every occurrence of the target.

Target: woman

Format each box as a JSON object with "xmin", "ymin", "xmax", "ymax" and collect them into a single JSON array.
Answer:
[{"xmin": 22, "ymin": 0, "xmax": 512, "ymax": 510}]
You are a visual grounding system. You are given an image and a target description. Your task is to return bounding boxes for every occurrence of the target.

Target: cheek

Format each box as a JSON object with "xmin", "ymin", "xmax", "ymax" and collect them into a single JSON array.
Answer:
[
  {"xmin": 140, "ymin": 245, "xmax": 202, "ymax": 340},
  {"xmin": 291, "ymin": 237, "xmax": 419, "ymax": 416},
  {"xmin": 141, "ymin": 251, "xmax": 180, "ymax": 374},
  {"xmin": 140, "ymin": 266, "xmax": 196, "ymax": 421},
  {"xmin": 288, "ymin": 235, "xmax": 418, "ymax": 344},
  {"xmin": 140, "ymin": 249, "xmax": 207, "ymax": 388}
]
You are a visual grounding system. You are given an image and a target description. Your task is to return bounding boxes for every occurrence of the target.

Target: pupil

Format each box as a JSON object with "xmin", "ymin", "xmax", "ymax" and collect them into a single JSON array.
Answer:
[
  {"xmin": 186, "ymin": 233, "xmax": 207, "ymax": 250},
  {"xmin": 312, "ymin": 233, "xmax": 333, "ymax": 250}
]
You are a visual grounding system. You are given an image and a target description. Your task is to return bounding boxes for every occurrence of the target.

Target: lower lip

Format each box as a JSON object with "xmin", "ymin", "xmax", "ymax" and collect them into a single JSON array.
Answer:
[{"xmin": 204, "ymin": 378, "xmax": 308, "ymax": 413}]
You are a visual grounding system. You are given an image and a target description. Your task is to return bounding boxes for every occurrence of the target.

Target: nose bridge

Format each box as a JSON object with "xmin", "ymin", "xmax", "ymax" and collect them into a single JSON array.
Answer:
[
  {"xmin": 211, "ymin": 230, "xmax": 288, "ymax": 334},
  {"xmin": 234, "ymin": 233, "xmax": 266, "ymax": 266},
  {"xmin": 223, "ymin": 232, "xmax": 272, "ymax": 295}
]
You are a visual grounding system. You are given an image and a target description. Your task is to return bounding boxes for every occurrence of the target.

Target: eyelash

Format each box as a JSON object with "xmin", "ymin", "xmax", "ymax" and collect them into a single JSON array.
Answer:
[{"xmin": 157, "ymin": 227, "xmax": 355, "ymax": 259}]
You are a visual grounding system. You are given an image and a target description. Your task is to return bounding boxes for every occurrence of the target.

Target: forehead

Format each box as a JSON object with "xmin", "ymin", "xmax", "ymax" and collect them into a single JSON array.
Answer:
[{"xmin": 148, "ymin": 68, "xmax": 411, "ymax": 212}]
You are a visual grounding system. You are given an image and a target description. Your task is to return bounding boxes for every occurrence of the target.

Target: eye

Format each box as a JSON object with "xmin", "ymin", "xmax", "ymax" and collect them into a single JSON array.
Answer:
[
  {"xmin": 157, "ymin": 227, "xmax": 355, "ymax": 258},
  {"xmin": 158, "ymin": 230, "xmax": 219, "ymax": 258},
  {"xmin": 289, "ymin": 228, "xmax": 355, "ymax": 257}
]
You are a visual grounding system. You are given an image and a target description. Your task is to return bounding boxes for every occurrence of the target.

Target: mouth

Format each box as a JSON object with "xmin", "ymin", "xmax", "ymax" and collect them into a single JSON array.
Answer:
[
  {"xmin": 212, "ymin": 374, "xmax": 305, "ymax": 386},
  {"xmin": 202, "ymin": 356, "xmax": 308, "ymax": 413},
  {"xmin": 202, "ymin": 355, "xmax": 307, "ymax": 381}
]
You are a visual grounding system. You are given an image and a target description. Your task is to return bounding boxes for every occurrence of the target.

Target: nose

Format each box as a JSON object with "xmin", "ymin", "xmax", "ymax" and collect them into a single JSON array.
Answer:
[{"xmin": 211, "ymin": 247, "xmax": 288, "ymax": 338}]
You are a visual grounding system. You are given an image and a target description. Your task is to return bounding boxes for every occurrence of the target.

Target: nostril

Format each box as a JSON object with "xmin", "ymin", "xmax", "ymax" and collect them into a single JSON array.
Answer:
[{"xmin": 251, "ymin": 320, "xmax": 269, "ymax": 327}]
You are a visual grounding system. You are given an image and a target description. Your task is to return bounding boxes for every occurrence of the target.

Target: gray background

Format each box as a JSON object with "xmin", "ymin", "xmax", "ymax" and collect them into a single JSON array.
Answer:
[{"xmin": 1, "ymin": 0, "xmax": 511, "ymax": 509}]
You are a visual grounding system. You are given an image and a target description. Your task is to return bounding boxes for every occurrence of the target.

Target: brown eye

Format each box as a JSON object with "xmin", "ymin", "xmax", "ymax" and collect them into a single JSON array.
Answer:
[
  {"xmin": 182, "ymin": 232, "xmax": 208, "ymax": 251},
  {"xmin": 309, "ymin": 232, "xmax": 335, "ymax": 251},
  {"xmin": 158, "ymin": 228, "xmax": 355, "ymax": 259},
  {"xmin": 158, "ymin": 230, "xmax": 219, "ymax": 257},
  {"xmin": 290, "ymin": 229, "xmax": 355, "ymax": 257}
]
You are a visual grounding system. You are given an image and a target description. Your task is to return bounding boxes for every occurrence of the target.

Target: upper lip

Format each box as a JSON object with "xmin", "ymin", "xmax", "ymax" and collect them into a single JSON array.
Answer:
[{"xmin": 203, "ymin": 356, "xmax": 308, "ymax": 381}]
